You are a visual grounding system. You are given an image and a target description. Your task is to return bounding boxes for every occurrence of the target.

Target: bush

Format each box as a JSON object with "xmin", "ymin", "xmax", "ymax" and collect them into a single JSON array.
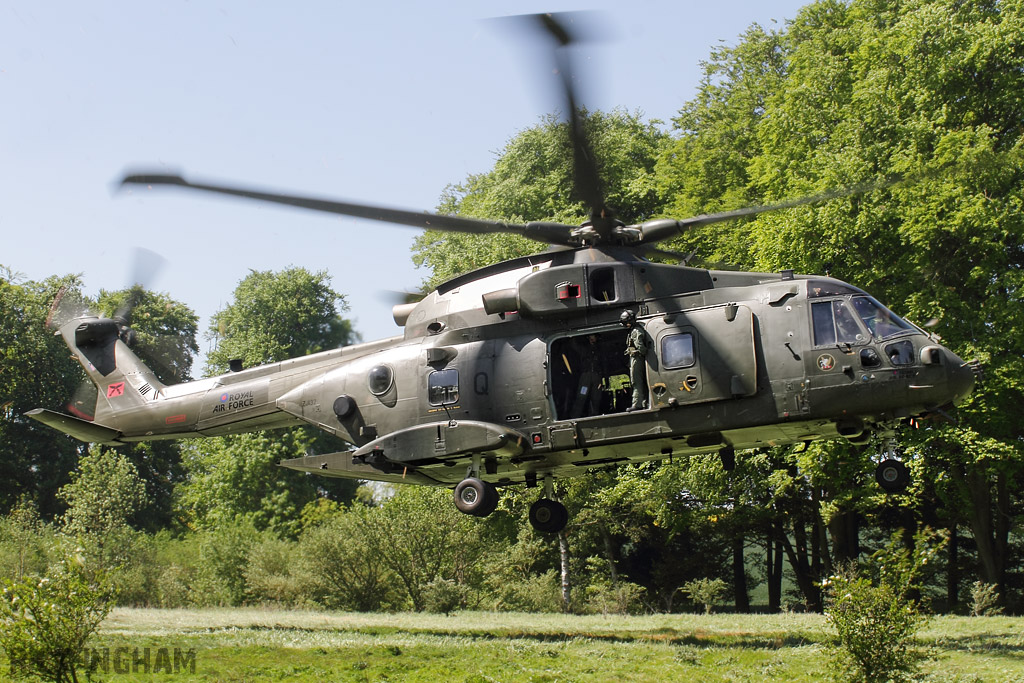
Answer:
[
  {"xmin": 822, "ymin": 531, "xmax": 943, "ymax": 683},
  {"xmin": 245, "ymin": 536, "xmax": 306, "ymax": 606},
  {"xmin": 585, "ymin": 579, "xmax": 647, "ymax": 615},
  {"xmin": 0, "ymin": 499, "xmax": 55, "ymax": 581},
  {"xmin": 0, "ymin": 554, "xmax": 112, "ymax": 683},
  {"xmin": 299, "ymin": 510, "xmax": 402, "ymax": 611},
  {"xmin": 421, "ymin": 578, "xmax": 468, "ymax": 615},
  {"xmin": 969, "ymin": 581, "xmax": 1003, "ymax": 617},
  {"xmin": 823, "ymin": 564, "xmax": 925, "ymax": 683},
  {"xmin": 682, "ymin": 577, "xmax": 727, "ymax": 615}
]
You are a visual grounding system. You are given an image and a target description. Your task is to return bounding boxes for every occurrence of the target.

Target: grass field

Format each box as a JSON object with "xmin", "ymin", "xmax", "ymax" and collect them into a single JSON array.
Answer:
[{"xmin": 5, "ymin": 608, "xmax": 1024, "ymax": 681}]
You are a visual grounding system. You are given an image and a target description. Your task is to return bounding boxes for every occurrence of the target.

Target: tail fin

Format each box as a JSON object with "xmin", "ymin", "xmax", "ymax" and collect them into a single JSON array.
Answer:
[{"xmin": 55, "ymin": 315, "xmax": 167, "ymax": 426}]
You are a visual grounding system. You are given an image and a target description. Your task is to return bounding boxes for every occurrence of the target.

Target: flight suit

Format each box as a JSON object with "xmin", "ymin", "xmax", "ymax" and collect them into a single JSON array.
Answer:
[{"xmin": 626, "ymin": 324, "xmax": 648, "ymax": 410}]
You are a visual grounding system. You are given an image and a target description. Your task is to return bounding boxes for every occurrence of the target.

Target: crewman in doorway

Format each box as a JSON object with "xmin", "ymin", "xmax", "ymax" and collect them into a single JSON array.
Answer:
[{"xmin": 620, "ymin": 310, "xmax": 648, "ymax": 411}]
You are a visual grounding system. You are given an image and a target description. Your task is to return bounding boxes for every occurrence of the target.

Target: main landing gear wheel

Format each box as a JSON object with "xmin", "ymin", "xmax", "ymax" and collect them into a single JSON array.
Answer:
[
  {"xmin": 529, "ymin": 498, "xmax": 568, "ymax": 533},
  {"xmin": 454, "ymin": 477, "xmax": 499, "ymax": 517},
  {"xmin": 875, "ymin": 459, "xmax": 910, "ymax": 493}
]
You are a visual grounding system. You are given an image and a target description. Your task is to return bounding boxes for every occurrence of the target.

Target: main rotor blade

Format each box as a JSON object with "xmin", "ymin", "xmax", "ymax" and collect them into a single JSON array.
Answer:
[
  {"xmin": 528, "ymin": 13, "xmax": 610, "ymax": 231},
  {"xmin": 120, "ymin": 172, "xmax": 578, "ymax": 246},
  {"xmin": 638, "ymin": 175, "xmax": 905, "ymax": 244}
]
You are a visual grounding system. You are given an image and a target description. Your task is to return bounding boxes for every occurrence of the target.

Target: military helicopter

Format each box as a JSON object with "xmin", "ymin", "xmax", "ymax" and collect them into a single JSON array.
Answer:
[{"xmin": 28, "ymin": 13, "xmax": 977, "ymax": 533}]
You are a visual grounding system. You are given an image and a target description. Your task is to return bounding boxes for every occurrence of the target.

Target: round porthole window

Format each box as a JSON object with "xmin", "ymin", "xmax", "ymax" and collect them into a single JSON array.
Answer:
[{"xmin": 367, "ymin": 364, "xmax": 394, "ymax": 396}]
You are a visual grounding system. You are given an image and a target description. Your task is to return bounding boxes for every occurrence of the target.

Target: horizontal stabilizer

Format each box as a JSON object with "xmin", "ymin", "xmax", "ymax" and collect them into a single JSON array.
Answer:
[{"xmin": 25, "ymin": 409, "xmax": 122, "ymax": 444}]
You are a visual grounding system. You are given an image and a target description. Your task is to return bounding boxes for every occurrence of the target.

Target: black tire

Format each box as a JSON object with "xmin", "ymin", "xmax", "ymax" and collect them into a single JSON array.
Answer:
[
  {"xmin": 875, "ymin": 459, "xmax": 910, "ymax": 493},
  {"xmin": 529, "ymin": 498, "xmax": 568, "ymax": 533},
  {"xmin": 454, "ymin": 478, "xmax": 499, "ymax": 517}
]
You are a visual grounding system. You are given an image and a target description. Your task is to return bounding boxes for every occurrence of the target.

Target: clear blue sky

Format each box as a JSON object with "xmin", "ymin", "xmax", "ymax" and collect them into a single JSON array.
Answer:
[{"xmin": 1, "ymin": 1, "xmax": 808, "ymax": 364}]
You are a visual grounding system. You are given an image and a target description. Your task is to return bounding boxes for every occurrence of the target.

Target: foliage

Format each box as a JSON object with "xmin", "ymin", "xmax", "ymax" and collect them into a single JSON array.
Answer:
[
  {"xmin": 0, "ymin": 498, "xmax": 53, "ymax": 582},
  {"xmin": 584, "ymin": 578, "xmax": 647, "ymax": 616},
  {"xmin": 970, "ymin": 581, "xmax": 1004, "ymax": 617},
  {"xmin": 298, "ymin": 506, "xmax": 402, "ymax": 611},
  {"xmin": 682, "ymin": 578, "xmax": 729, "ymax": 615},
  {"xmin": 823, "ymin": 530, "xmax": 944, "ymax": 682},
  {"xmin": 0, "ymin": 554, "xmax": 112, "ymax": 683},
  {"xmin": 205, "ymin": 267, "xmax": 356, "ymax": 375},
  {"xmin": 420, "ymin": 578, "xmax": 468, "ymax": 616},
  {"xmin": 359, "ymin": 486, "xmax": 491, "ymax": 611},
  {"xmin": 175, "ymin": 431, "xmax": 326, "ymax": 539},
  {"xmin": 0, "ymin": 272, "xmax": 87, "ymax": 518}
]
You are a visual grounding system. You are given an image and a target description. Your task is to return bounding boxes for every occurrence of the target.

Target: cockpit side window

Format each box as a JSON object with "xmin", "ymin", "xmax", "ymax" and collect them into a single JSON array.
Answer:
[
  {"xmin": 851, "ymin": 296, "xmax": 915, "ymax": 340},
  {"xmin": 812, "ymin": 300, "xmax": 865, "ymax": 346}
]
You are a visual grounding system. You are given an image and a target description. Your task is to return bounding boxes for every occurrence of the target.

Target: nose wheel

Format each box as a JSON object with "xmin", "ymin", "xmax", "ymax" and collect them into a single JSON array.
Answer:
[
  {"xmin": 453, "ymin": 477, "xmax": 499, "ymax": 517},
  {"xmin": 875, "ymin": 459, "xmax": 910, "ymax": 493},
  {"xmin": 529, "ymin": 498, "xmax": 568, "ymax": 533}
]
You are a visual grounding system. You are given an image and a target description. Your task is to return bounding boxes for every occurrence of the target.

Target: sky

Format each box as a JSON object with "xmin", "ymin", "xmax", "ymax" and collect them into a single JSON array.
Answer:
[{"xmin": 1, "ymin": 0, "xmax": 809, "ymax": 368}]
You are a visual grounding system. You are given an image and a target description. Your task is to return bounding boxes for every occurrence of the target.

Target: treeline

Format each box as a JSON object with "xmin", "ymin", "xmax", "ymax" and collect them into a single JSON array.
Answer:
[{"xmin": 2, "ymin": 0, "xmax": 1023, "ymax": 614}]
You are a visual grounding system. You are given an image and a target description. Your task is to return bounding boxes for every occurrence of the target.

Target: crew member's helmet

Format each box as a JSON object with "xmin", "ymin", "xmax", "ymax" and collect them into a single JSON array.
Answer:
[{"xmin": 619, "ymin": 310, "xmax": 636, "ymax": 327}]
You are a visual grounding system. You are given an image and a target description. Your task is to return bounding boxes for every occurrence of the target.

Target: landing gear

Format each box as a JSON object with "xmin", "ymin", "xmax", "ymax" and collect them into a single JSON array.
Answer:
[
  {"xmin": 529, "ymin": 498, "xmax": 568, "ymax": 533},
  {"xmin": 875, "ymin": 459, "xmax": 910, "ymax": 493},
  {"xmin": 874, "ymin": 437, "xmax": 911, "ymax": 493},
  {"xmin": 453, "ymin": 477, "xmax": 499, "ymax": 517}
]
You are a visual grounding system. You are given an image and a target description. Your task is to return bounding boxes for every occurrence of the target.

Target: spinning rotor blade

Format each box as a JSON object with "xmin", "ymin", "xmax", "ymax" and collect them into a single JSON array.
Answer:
[
  {"xmin": 120, "ymin": 172, "xmax": 578, "ymax": 247},
  {"xmin": 524, "ymin": 12, "xmax": 612, "ymax": 233},
  {"xmin": 636, "ymin": 175, "xmax": 907, "ymax": 245},
  {"xmin": 114, "ymin": 247, "xmax": 167, "ymax": 323}
]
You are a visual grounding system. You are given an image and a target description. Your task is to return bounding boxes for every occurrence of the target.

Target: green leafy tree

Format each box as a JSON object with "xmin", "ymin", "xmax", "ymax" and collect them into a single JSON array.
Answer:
[
  {"xmin": 0, "ymin": 272, "xmax": 87, "ymax": 518},
  {"xmin": 175, "ymin": 431, "xmax": 321, "ymax": 539},
  {"xmin": 360, "ymin": 486, "xmax": 490, "ymax": 611},
  {"xmin": 59, "ymin": 447, "xmax": 147, "ymax": 572},
  {"xmin": 205, "ymin": 267, "xmax": 356, "ymax": 375}
]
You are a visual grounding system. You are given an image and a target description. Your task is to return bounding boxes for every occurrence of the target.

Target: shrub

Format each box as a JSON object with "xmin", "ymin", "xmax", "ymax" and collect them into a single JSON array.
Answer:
[
  {"xmin": 969, "ymin": 581, "xmax": 1003, "ymax": 617},
  {"xmin": 823, "ymin": 564, "xmax": 925, "ymax": 683},
  {"xmin": 682, "ymin": 577, "xmax": 727, "ymax": 615},
  {"xmin": 585, "ymin": 579, "xmax": 647, "ymax": 615},
  {"xmin": 822, "ymin": 531, "xmax": 943, "ymax": 683},
  {"xmin": 421, "ymin": 578, "xmax": 468, "ymax": 615},
  {"xmin": 244, "ymin": 536, "xmax": 305, "ymax": 606},
  {"xmin": 0, "ymin": 554, "xmax": 112, "ymax": 683}
]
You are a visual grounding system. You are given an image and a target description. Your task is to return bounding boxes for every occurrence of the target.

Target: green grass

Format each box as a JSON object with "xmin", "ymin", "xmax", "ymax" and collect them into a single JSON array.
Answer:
[{"xmin": 4, "ymin": 608, "xmax": 1024, "ymax": 681}]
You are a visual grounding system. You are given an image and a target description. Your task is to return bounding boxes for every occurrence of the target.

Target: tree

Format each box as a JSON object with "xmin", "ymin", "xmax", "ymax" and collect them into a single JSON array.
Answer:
[
  {"xmin": 359, "ymin": 486, "xmax": 490, "ymax": 611},
  {"xmin": 175, "ymin": 431, "xmax": 323, "ymax": 539},
  {"xmin": 205, "ymin": 267, "xmax": 356, "ymax": 375},
  {"xmin": 0, "ymin": 272, "xmax": 87, "ymax": 518}
]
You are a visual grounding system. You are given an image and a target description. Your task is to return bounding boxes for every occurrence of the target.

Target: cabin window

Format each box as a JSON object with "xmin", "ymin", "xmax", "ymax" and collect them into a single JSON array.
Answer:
[
  {"xmin": 812, "ymin": 300, "xmax": 865, "ymax": 346},
  {"xmin": 860, "ymin": 348, "xmax": 882, "ymax": 368},
  {"xmin": 428, "ymin": 369, "xmax": 459, "ymax": 405},
  {"xmin": 367, "ymin": 364, "xmax": 394, "ymax": 396},
  {"xmin": 885, "ymin": 340, "xmax": 915, "ymax": 366},
  {"xmin": 589, "ymin": 267, "xmax": 616, "ymax": 303},
  {"xmin": 661, "ymin": 333, "xmax": 695, "ymax": 369}
]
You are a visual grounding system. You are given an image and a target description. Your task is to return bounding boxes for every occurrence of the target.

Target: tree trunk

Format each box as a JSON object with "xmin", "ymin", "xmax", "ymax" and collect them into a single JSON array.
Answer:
[
  {"xmin": 946, "ymin": 523, "xmax": 959, "ymax": 611},
  {"xmin": 602, "ymin": 527, "xmax": 619, "ymax": 584},
  {"xmin": 784, "ymin": 519, "xmax": 821, "ymax": 611},
  {"xmin": 558, "ymin": 529, "xmax": 572, "ymax": 612},
  {"xmin": 767, "ymin": 521, "xmax": 783, "ymax": 613},
  {"xmin": 732, "ymin": 534, "xmax": 750, "ymax": 613}
]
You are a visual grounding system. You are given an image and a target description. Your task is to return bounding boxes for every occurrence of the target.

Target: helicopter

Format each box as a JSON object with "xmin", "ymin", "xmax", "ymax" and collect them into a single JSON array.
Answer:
[{"xmin": 27, "ymin": 13, "xmax": 977, "ymax": 533}]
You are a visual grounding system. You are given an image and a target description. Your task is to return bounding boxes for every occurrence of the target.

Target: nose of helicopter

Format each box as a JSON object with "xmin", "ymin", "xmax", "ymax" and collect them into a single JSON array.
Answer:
[{"xmin": 944, "ymin": 347, "xmax": 980, "ymax": 405}]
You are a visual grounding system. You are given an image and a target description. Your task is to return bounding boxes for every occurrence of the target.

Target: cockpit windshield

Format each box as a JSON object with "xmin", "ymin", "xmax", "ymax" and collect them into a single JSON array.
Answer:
[{"xmin": 850, "ymin": 296, "xmax": 915, "ymax": 340}]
